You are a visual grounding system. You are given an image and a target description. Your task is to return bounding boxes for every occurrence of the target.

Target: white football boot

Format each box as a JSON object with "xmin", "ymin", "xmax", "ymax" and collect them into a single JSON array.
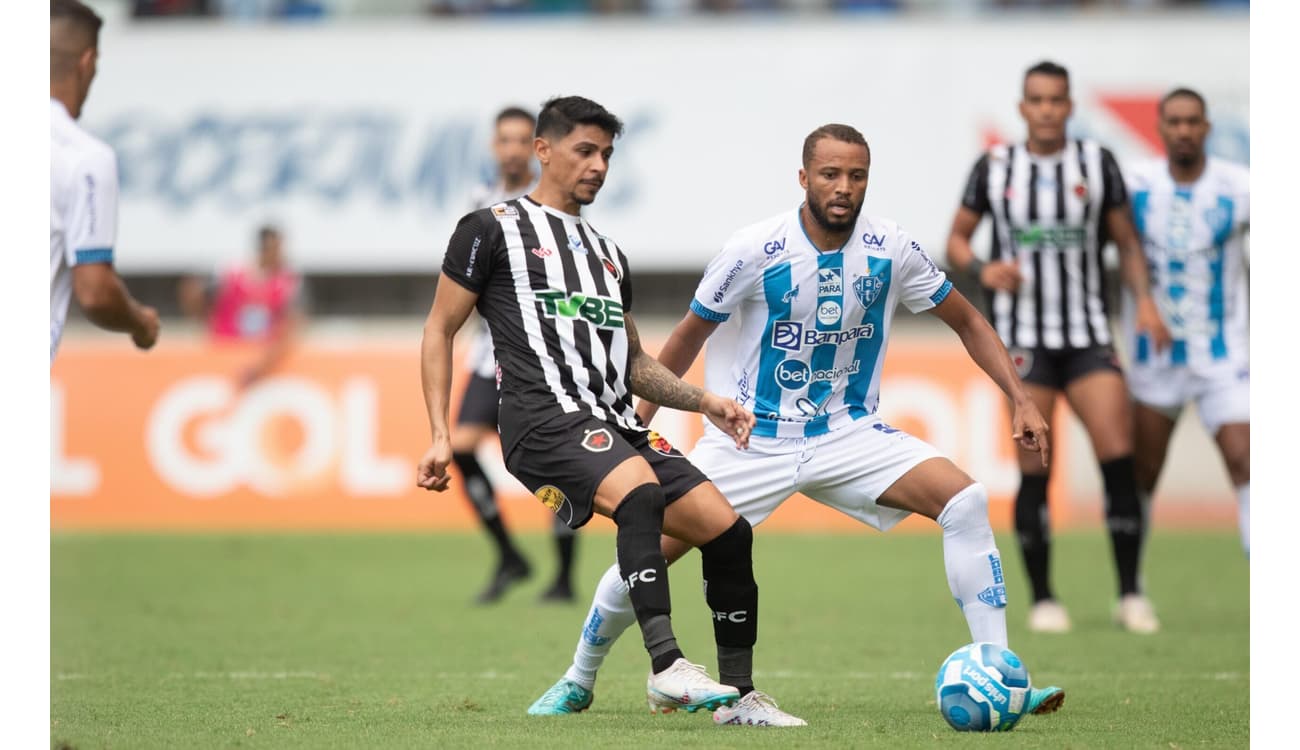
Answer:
[
  {"xmin": 645, "ymin": 658, "xmax": 740, "ymax": 714},
  {"xmin": 713, "ymin": 690, "xmax": 808, "ymax": 727},
  {"xmin": 1027, "ymin": 599, "xmax": 1072, "ymax": 634},
  {"xmin": 1115, "ymin": 594, "xmax": 1161, "ymax": 634}
]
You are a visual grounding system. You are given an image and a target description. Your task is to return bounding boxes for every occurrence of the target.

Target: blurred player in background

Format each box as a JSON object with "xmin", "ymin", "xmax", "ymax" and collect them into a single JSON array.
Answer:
[
  {"xmin": 1122, "ymin": 89, "xmax": 1250, "ymax": 557},
  {"xmin": 178, "ymin": 224, "xmax": 302, "ymax": 387},
  {"xmin": 51, "ymin": 0, "xmax": 160, "ymax": 362},
  {"xmin": 946, "ymin": 61, "xmax": 1172, "ymax": 634},
  {"xmin": 420, "ymin": 96, "xmax": 777, "ymax": 720},
  {"xmin": 531, "ymin": 124, "xmax": 1062, "ymax": 725},
  {"xmin": 452, "ymin": 107, "xmax": 582, "ymax": 605}
]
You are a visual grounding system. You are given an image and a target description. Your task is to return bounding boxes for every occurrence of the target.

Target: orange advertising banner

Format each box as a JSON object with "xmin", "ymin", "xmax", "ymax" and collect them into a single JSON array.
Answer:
[{"xmin": 52, "ymin": 339, "xmax": 1225, "ymax": 531}]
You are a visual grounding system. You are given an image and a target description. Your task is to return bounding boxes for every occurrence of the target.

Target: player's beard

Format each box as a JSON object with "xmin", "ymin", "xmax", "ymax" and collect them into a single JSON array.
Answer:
[{"xmin": 807, "ymin": 194, "xmax": 862, "ymax": 233}]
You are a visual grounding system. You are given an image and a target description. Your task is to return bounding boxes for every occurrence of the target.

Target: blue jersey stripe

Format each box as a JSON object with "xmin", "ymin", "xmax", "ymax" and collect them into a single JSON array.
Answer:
[
  {"xmin": 844, "ymin": 257, "xmax": 892, "ymax": 414},
  {"xmin": 1170, "ymin": 339, "xmax": 1188, "ymax": 366},
  {"xmin": 755, "ymin": 262, "xmax": 794, "ymax": 423},
  {"xmin": 74, "ymin": 247, "xmax": 114, "ymax": 265},
  {"xmin": 689, "ymin": 299, "xmax": 730, "ymax": 323},
  {"xmin": 805, "ymin": 253, "xmax": 843, "ymax": 434},
  {"xmin": 1209, "ymin": 196, "xmax": 1233, "ymax": 360},
  {"xmin": 1135, "ymin": 333, "xmax": 1149, "ymax": 364},
  {"xmin": 1131, "ymin": 190, "xmax": 1149, "ymax": 237}
]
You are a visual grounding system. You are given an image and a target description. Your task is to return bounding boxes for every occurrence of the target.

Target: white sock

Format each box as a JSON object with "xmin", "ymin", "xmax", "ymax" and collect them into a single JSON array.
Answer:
[
  {"xmin": 1237, "ymin": 483, "xmax": 1250, "ymax": 558},
  {"xmin": 563, "ymin": 562, "xmax": 636, "ymax": 691},
  {"xmin": 936, "ymin": 482, "xmax": 1008, "ymax": 647}
]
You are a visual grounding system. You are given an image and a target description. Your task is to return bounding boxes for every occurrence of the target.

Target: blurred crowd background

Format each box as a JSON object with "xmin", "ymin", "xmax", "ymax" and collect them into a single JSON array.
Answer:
[{"xmin": 120, "ymin": 0, "xmax": 1249, "ymax": 20}]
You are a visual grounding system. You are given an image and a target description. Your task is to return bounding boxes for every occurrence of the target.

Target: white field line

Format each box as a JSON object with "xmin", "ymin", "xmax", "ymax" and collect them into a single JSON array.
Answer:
[{"xmin": 54, "ymin": 670, "xmax": 1248, "ymax": 682}]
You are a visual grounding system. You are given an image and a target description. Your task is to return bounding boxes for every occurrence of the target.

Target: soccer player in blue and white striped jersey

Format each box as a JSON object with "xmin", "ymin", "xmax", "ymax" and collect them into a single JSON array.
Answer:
[
  {"xmin": 1123, "ymin": 88, "xmax": 1250, "ymax": 557},
  {"xmin": 531, "ymin": 124, "xmax": 1066, "ymax": 725}
]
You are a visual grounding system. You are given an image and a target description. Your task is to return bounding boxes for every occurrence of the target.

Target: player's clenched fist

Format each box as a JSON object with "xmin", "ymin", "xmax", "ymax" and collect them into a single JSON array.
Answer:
[{"xmin": 417, "ymin": 442, "xmax": 453, "ymax": 492}]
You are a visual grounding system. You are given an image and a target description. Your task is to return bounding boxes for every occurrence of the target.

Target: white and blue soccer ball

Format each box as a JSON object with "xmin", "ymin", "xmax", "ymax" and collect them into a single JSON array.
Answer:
[{"xmin": 934, "ymin": 642, "xmax": 1031, "ymax": 732}]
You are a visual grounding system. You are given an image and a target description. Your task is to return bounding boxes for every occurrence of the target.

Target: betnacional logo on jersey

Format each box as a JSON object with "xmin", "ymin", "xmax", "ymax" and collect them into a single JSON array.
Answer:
[
  {"xmin": 771, "ymin": 320, "xmax": 875, "ymax": 352},
  {"xmin": 646, "ymin": 431, "xmax": 679, "ymax": 458},
  {"xmin": 817, "ymin": 268, "xmax": 843, "ymax": 296},
  {"xmin": 581, "ymin": 428, "xmax": 614, "ymax": 453},
  {"xmin": 535, "ymin": 485, "xmax": 568, "ymax": 513},
  {"xmin": 862, "ymin": 233, "xmax": 886, "ymax": 249},
  {"xmin": 536, "ymin": 290, "xmax": 624, "ymax": 329},
  {"xmin": 817, "ymin": 300, "xmax": 841, "ymax": 325},
  {"xmin": 775, "ymin": 359, "xmax": 861, "ymax": 391},
  {"xmin": 1012, "ymin": 226, "xmax": 1086, "ymax": 248},
  {"xmin": 602, "ymin": 257, "xmax": 620, "ymax": 281},
  {"xmin": 491, "ymin": 203, "xmax": 519, "ymax": 219},
  {"xmin": 852, "ymin": 274, "xmax": 884, "ymax": 309},
  {"xmin": 531, "ymin": 246, "xmax": 553, "ymax": 259},
  {"xmin": 567, "ymin": 234, "xmax": 588, "ymax": 255},
  {"xmin": 712, "ymin": 260, "xmax": 745, "ymax": 304}
]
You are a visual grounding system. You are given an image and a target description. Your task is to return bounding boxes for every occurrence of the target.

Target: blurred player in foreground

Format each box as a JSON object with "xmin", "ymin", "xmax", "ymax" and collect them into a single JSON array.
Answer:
[
  {"xmin": 419, "ymin": 96, "xmax": 788, "ymax": 722},
  {"xmin": 530, "ymin": 124, "xmax": 1063, "ymax": 724},
  {"xmin": 179, "ymin": 225, "xmax": 302, "ymax": 387},
  {"xmin": 946, "ymin": 61, "xmax": 1171, "ymax": 634},
  {"xmin": 51, "ymin": 0, "xmax": 159, "ymax": 362},
  {"xmin": 453, "ymin": 107, "xmax": 581, "ymax": 605},
  {"xmin": 1122, "ymin": 89, "xmax": 1250, "ymax": 557}
]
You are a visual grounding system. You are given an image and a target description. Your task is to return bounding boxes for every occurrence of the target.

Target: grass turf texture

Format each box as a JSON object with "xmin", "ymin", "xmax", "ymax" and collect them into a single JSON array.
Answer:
[{"xmin": 52, "ymin": 530, "xmax": 1248, "ymax": 748}]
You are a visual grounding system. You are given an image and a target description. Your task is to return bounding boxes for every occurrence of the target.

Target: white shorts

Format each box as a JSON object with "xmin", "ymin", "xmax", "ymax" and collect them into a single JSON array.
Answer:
[
  {"xmin": 688, "ymin": 416, "xmax": 943, "ymax": 532},
  {"xmin": 1128, "ymin": 362, "xmax": 1250, "ymax": 436}
]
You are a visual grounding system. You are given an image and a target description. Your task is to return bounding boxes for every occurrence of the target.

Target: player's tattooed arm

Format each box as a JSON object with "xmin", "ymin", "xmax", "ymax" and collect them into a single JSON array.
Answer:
[{"xmin": 625, "ymin": 313, "xmax": 706, "ymax": 413}]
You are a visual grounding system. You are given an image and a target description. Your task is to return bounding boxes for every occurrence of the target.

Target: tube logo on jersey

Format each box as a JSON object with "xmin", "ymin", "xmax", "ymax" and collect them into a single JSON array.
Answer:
[{"xmin": 536, "ymin": 291, "xmax": 624, "ymax": 329}]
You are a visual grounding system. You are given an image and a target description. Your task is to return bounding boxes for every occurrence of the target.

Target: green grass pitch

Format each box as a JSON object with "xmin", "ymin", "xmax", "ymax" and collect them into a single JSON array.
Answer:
[{"xmin": 52, "ymin": 529, "xmax": 1248, "ymax": 748}]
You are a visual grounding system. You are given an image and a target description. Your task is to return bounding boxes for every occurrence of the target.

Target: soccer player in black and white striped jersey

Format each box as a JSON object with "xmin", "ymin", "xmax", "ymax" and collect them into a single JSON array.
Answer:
[
  {"xmin": 947, "ymin": 61, "xmax": 1172, "ymax": 635},
  {"xmin": 449, "ymin": 106, "xmax": 583, "ymax": 606},
  {"xmin": 419, "ymin": 96, "xmax": 793, "ymax": 720}
]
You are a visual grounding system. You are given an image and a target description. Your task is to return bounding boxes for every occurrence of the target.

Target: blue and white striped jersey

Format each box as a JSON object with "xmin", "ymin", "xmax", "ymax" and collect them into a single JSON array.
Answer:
[
  {"xmin": 1124, "ymin": 157, "xmax": 1249, "ymax": 372},
  {"xmin": 690, "ymin": 206, "xmax": 951, "ymax": 439}
]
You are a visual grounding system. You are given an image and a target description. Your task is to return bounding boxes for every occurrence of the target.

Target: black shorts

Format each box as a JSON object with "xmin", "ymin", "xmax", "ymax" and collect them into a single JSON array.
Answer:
[
  {"xmin": 1008, "ymin": 345, "xmax": 1124, "ymax": 391},
  {"xmin": 504, "ymin": 413, "xmax": 709, "ymax": 530},
  {"xmin": 456, "ymin": 373, "xmax": 499, "ymax": 428}
]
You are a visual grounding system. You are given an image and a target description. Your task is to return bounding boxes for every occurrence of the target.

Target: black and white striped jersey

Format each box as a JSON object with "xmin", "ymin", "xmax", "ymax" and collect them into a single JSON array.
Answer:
[
  {"xmin": 961, "ymin": 139, "xmax": 1128, "ymax": 350},
  {"xmin": 441, "ymin": 196, "xmax": 640, "ymax": 457}
]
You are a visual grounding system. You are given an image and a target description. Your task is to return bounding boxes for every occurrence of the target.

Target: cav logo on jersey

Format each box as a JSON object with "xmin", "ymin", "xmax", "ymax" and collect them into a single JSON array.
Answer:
[
  {"xmin": 535, "ymin": 485, "xmax": 568, "ymax": 513},
  {"xmin": 536, "ymin": 290, "xmax": 625, "ymax": 329},
  {"xmin": 853, "ymin": 274, "xmax": 885, "ymax": 309},
  {"xmin": 862, "ymin": 233, "xmax": 886, "ymax": 249},
  {"xmin": 646, "ymin": 431, "xmax": 679, "ymax": 458},
  {"xmin": 581, "ymin": 428, "xmax": 614, "ymax": 453},
  {"xmin": 818, "ymin": 268, "xmax": 843, "ymax": 296}
]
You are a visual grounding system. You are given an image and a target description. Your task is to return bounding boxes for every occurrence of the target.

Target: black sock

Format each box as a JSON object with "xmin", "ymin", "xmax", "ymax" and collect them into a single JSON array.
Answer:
[
  {"xmin": 612, "ymin": 484, "xmax": 681, "ymax": 673},
  {"xmin": 700, "ymin": 517, "xmax": 758, "ymax": 696},
  {"xmin": 1015, "ymin": 474, "xmax": 1053, "ymax": 602},
  {"xmin": 1101, "ymin": 456, "xmax": 1144, "ymax": 597},
  {"xmin": 552, "ymin": 516, "xmax": 576, "ymax": 588},
  {"xmin": 453, "ymin": 451, "xmax": 521, "ymax": 564}
]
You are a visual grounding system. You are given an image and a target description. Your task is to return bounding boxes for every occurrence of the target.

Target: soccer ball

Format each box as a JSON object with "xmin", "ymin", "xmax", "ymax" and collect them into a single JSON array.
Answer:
[{"xmin": 934, "ymin": 642, "xmax": 1031, "ymax": 732}]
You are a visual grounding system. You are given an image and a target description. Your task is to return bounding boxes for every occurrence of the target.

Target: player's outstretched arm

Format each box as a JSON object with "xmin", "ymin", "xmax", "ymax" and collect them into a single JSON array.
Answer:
[
  {"xmin": 634, "ymin": 310, "xmax": 720, "ymax": 426},
  {"xmin": 625, "ymin": 313, "xmax": 752, "ymax": 449},
  {"xmin": 1106, "ymin": 206, "xmax": 1172, "ymax": 353},
  {"xmin": 418, "ymin": 275, "xmax": 478, "ymax": 492},
  {"xmin": 929, "ymin": 289, "xmax": 1049, "ymax": 467},
  {"xmin": 71, "ymin": 262, "xmax": 159, "ymax": 350}
]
